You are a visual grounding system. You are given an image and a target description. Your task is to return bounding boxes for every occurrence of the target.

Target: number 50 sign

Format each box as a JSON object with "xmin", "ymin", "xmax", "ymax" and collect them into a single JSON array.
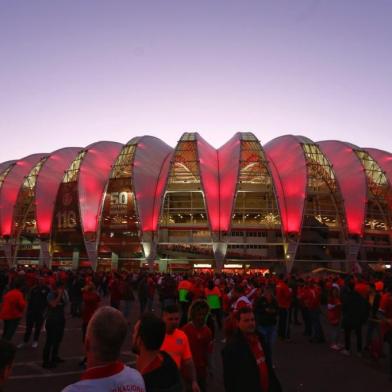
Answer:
[{"xmin": 110, "ymin": 191, "xmax": 128, "ymax": 205}]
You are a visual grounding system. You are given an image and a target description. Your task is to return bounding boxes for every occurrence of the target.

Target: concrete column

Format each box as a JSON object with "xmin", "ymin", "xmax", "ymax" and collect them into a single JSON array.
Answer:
[
  {"xmin": 84, "ymin": 240, "xmax": 98, "ymax": 271},
  {"xmin": 346, "ymin": 239, "xmax": 361, "ymax": 273},
  {"xmin": 3, "ymin": 242, "xmax": 12, "ymax": 268},
  {"xmin": 142, "ymin": 231, "xmax": 158, "ymax": 271},
  {"xmin": 212, "ymin": 236, "xmax": 228, "ymax": 272},
  {"xmin": 72, "ymin": 250, "xmax": 80, "ymax": 270},
  {"xmin": 111, "ymin": 252, "xmax": 119, "ymax": 271},
  {"xmin": 39, "ymin": 240, "xmax": 52, "ymax": 268},
  {"xmin": 284, "ymin": 239, "xmax": 298, "ymax": 274}
]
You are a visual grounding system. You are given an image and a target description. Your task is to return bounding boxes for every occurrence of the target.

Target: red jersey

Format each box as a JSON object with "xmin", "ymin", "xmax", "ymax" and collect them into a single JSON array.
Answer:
[
  {"xmin": 222, "ymin": 292, "xmax": 230, "ymax": 313},
  {"xmin": 178, "ymin": 280, "xmax": 193, "ymax": 291},
  {"xmin": 379, "ymin": 293, "xmax": 392, "ymax": 336},
  {"xmin": 161, "ymin": 328, "xmax": 192, "ymax": 368},
  {"xmin": 26, "ymin": 271, "xmax": 37, "ymax": 288},
  {"xmin": 182, "ymin": 322, "xmax": 212, "ymax": 378},
  {"xmin": 82, "ymin": 291, "xmax": 100, "ymax": 324},
  {"xmin": 109, "ymin": 279, "xmax": 122, "ymax": 301},
  {"xmin": 276, "ymin": 281, "xmax": 291, "ymax": 309},
  {"xmin": 0, "ymin": 289, "xmax": 26, "ymax": 320},
  {"xmin": 307, "ymin": 286, "xmax": 321, "ymax": 310},
  {"xmin": 300, "ymin": 286, "xmax": 315, "ymax": 310},
  {"xmin": 355, "ymin": 282, "xmax": 370, "ymax": 300},
  {"xmin": 297, "ymin": 286, "xmax": 306, "ymax": 307},
  {"xmin": 327, "ymin": 296, "xmax": 341, "ymax": 325},
  {"xmin": 193, "ymin": 284, "xmax": 205, "ymax": 300}
]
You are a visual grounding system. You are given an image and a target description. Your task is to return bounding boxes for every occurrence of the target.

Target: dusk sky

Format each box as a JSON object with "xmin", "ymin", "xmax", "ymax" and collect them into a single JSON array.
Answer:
[{"xmin": 1, "ymin": 0, "xmax": 392, "ymax": 162}]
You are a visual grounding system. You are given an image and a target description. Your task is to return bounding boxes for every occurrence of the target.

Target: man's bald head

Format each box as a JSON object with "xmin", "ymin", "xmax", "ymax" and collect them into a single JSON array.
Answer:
[{"xmin": 86, "ymin": 306, "xmax": 128, "ymax": 362}]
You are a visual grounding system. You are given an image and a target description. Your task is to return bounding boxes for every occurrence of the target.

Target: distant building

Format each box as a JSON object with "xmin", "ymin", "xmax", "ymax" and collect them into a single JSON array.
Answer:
[{"xmin": 0, "ymin": 133, "xmax": 391, "ymax": 273}]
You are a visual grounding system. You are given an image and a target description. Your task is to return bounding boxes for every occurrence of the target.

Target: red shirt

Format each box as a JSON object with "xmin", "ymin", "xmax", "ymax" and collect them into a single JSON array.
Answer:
[
  {"xmin": 182, "ymin": 322, "xmax": 212, "ymax": 378},
  {"xmin": 26, "ymin": 272, "xmax": 37, "ymax": 288},
  {"xmin": 82, "ymin": 291, "xmax": 100, "ymax": 324},
  {"xmin": 178, "ymin": 280, "xmax": 193, "ymax": 291},
  {"xmin": 307, "ymin": 286, "xmax": 321, "ymax": 310},
  {"xmin": 337, "ymin": 277, "xmax": 345, "ymax": 288},
  {"xmin": 0, "ymin": 289, "xmax": 26, "ymax": 320},
  {"xmin": 222, "ymin": 292, "xmax": 230, "ymax": 313},
  {"xmin": 379, "ymin": 293, "xmax": 392, "ymax": 336},
  {"xmin": 300, "ymin": 286, "xmax": 315, "ymax": 309},
  {"xmin": 161, "ymin": 328, "xmax": 192, "ymax": 368},
  {"xmin": 380, "ymin": 293, "xmax": 392, "ymax": 317},
  {"xmin": 355, "ymin": 282, "xmax": 370, "ymax": 300},
  {"xmin": 109, "ymin": 279, "xmax": 122, "ymax": 301},
  {"xmin": 276, "ymin": 281, "xmax": 291, "ymax": 309},
  {"xmin": 193, "ymin": 285, "xmax": 205, "ymax": 300},
  {"xmin": 297, "ymin": 286, "xmax": 306, "ymax": 307},
  {"xmin": 327, "ymin": 296, "xmax": 341, "ymax": 325}
]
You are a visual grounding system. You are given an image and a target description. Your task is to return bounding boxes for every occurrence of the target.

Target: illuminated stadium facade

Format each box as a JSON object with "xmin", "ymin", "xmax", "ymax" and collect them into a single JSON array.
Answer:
[{"xmin": 0, "ymin": 133, "xmax": 391, "ymax": 273}]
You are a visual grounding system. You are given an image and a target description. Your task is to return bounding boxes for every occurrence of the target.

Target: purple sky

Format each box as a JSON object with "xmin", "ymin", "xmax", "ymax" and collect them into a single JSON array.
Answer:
[{"xmin": 1, "ymin": 0, "xmax": 392, "ymax": 162}]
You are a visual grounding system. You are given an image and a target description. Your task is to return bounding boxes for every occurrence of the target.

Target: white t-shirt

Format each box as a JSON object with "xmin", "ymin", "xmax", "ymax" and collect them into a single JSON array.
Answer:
[{"xmin": 62, "ymin": 364, "xmax": 145, "ymax": 392}]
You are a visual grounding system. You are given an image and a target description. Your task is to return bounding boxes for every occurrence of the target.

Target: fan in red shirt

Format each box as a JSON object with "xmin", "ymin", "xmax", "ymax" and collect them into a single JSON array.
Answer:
[
  {"xmin": 79, "ymin": 282, "xmax": 100, "ymax": 366},
  {"xmin": 26, "ymin": 270, "xmax": 37, "ymax": 289},
  {"xmin": 109, "ymin": 274, "xmax": 122, "ymax": 309},
  {"xmin": 354, "ymin": 275, "xmax": 370, "ymax": 300},
  {"xmin": 298, "ymin": 280, "xmax": 313, "ymax": 337},
  {"xmin": 182, "ymin": 300, "xmax": 213, "ymax": 392},
  {"xmin": 161, "ymin": 304, "xmax": 201, "ymax": 392},
  {"xmin": 0, "ymin": 277, "xmax": 26, "ymax": 341},
  {"xmin": 276, "ymin": 276, "xmax": 291, "ymax": 340},
  {"xmin": 305, "ymin": 281, "xmax": 325, "ymax": 343},
  {"xmin": 379, "ymin": 285, "xmax": 392, "ymax": 337},
  {"xmin": 192, "ymin": 278, "xmax": 205, "ymax": 301},
  {"xmin": 82, "ymin": 283, "xmax": 101, "ymax": 331}
]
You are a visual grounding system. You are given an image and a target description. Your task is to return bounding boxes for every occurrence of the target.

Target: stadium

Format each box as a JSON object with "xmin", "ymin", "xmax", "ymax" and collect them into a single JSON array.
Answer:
[{"xmin": 0, "ymin": 133, "xmax": 391, "ymax": 273}]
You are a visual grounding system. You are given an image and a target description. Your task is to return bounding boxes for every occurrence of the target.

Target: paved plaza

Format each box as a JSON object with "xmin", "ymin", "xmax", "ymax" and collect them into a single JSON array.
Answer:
[{"xmin": 4, "ymin": 300, "xmax": 391, "ymax": 392}]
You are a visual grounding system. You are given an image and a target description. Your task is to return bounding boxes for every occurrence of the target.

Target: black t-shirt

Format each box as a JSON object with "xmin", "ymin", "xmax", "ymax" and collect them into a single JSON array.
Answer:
[
  {"xmin": 27, "ymin": 285, "xmax": 50, "ymax": 314},
  {"xmin": 254, "ymin": 296, "xmax": 279, "ymax": 327},
  {"xmin": 143, "ymin": 351, "xmax": 182, "ymax": 392},
  {"xmin": 46, "ymin": 290, "xmax": 68, "ymax": 322}
]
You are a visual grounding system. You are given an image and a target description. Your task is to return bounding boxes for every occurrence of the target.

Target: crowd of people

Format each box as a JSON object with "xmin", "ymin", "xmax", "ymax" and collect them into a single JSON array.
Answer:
[{"xmin": 0, "ymin": 266, "xmax": 392, "ymax": 391}]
